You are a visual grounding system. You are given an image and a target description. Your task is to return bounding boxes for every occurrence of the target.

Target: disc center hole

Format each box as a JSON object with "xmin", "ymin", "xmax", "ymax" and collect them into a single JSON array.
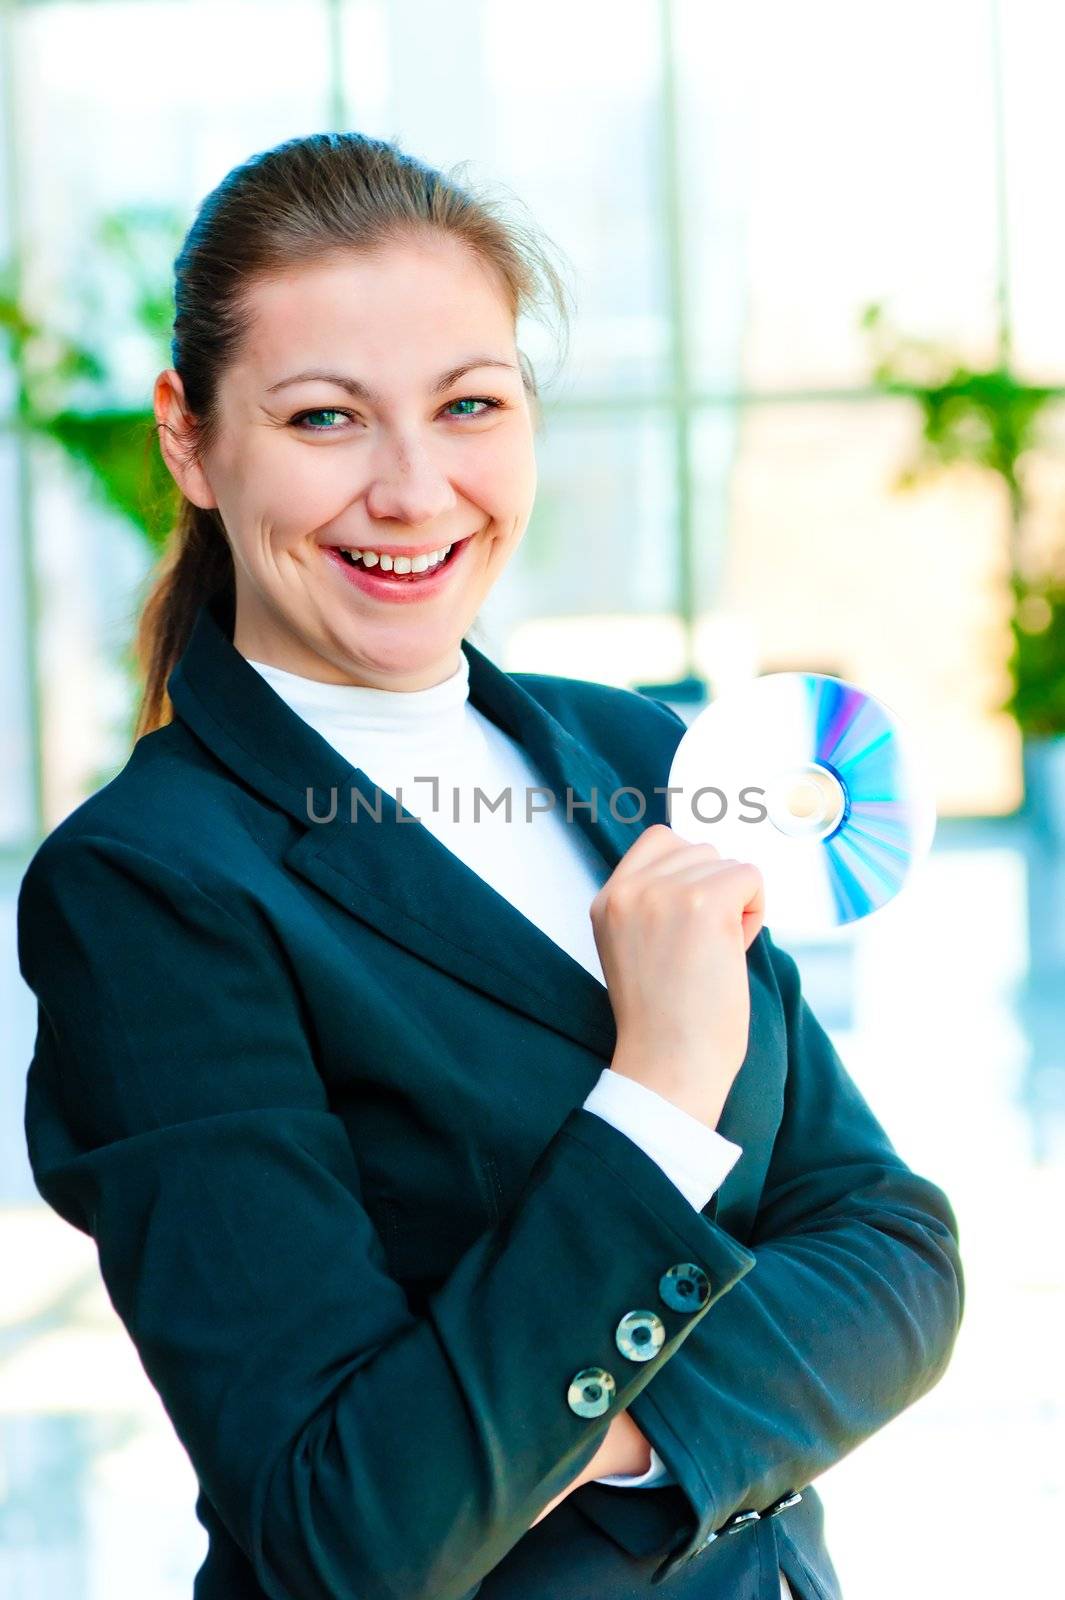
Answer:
[{"xmin": 767, "ymin": 762, "xmax": 846, "ymax": 840}]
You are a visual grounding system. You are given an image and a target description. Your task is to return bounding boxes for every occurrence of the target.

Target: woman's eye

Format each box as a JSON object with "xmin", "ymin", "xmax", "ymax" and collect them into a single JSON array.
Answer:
[
  {"xmin": 291, "ymin": 408, "xmax": 350, "ymax": 431},
  {"xmin": 442, "ymin": 396, "xmax": 504, "ymax": 419}
]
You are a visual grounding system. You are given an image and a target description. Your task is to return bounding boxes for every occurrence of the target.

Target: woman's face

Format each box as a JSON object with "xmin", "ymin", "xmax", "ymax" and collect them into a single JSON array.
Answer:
[{"xmin": 155, "ymin": 235, "xmax": 538, "ymax": 688}]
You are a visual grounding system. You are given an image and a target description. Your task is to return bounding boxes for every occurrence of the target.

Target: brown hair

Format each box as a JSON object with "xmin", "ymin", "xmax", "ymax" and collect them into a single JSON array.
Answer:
[{"xmin": 133, "ymin": 131, "xmax": 572, "ymax": 740}]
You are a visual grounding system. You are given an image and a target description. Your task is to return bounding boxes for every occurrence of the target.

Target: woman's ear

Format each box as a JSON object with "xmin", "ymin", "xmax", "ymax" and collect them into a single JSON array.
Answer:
[{"xmin": 153, "ymin": 368, "xmax": 218, "ymax": 510}]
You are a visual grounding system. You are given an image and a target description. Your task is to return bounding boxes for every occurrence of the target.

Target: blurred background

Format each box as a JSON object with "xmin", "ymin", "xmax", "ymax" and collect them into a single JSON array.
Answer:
[{"xmin": 1, "ymin": 0, "xmax": 1062, "ymax": 1594}]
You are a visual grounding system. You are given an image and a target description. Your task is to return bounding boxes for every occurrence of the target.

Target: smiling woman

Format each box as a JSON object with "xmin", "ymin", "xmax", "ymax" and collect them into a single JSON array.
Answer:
[
  {"xmin": 134, "ymin": 131, "xmax": 570, "ymax": 717},
  {"xmin": 19, "ymin": 129, "xmax": 962, "ymax": 1600},
  {"xmin": 150, "ymin": 234, "xmax": 542, "ymax": 692}
]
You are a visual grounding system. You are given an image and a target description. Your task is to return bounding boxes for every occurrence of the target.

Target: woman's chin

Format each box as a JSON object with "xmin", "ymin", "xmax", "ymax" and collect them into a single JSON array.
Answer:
[{"xmin": 325, "ymin": 624, "xmax": 468, "ymax": 689}]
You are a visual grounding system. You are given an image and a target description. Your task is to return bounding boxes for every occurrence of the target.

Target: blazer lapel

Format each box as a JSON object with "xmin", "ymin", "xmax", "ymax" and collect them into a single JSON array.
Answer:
[
  {"xmin": 166, "ymin": 590, "xmax": 772, "ymax": 1230},
  {"xmin": 166, "ymin": 592, "xmax": 650, "ymax": 1063}
]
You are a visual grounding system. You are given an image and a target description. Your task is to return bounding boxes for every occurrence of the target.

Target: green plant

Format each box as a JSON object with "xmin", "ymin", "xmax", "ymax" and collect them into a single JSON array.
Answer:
[
  {"xmin": 1, "ymin": 206, "xmax": 188, "ymax": 772},
  {"xmin": 0, "ymin": 204, "xmax": 183, "ymax": 549},
  {"xmin": 863, "ymin": 302, "xmax": 1065, "ymax": 738}
]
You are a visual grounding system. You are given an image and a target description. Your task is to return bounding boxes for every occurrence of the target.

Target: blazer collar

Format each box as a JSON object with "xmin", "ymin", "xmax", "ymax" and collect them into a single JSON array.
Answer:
[
  {"xmin": 165, "ymin": 591, "xmax": 773, "ymax": 1231},
  {"xmin": 165, "ymin": 590, "xmax": 655, "ymax": 1063}
]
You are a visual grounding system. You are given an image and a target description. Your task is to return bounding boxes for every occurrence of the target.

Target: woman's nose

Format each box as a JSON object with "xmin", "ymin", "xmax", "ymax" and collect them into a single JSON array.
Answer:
[{"xmin": 363, "ymin": 439, "xmax": 456, "ymax": 526}]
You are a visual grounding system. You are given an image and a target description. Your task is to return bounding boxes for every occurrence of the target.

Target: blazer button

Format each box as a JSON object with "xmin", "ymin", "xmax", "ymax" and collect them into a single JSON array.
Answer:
[
  {"xmin": 567, "ymin": 1367, "xmax": 616, "ymax": 1417},
  {"xmin": 763, "ymin": 1489, "xmax": 803, "ymax": 1517},
  {"xmin": 615, "ymin": 1309, "xmax": 666, "ymax": 1362},
  {"xmin": 659, "ymin": 1262, "xmax": 711, "ymax": 1312}
]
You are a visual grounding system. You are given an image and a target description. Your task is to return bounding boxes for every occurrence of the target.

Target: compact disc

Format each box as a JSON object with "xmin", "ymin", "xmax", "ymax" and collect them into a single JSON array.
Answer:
[{"xmin": 665, "ymin": 673, "xmax": 937, "ymax": 938}]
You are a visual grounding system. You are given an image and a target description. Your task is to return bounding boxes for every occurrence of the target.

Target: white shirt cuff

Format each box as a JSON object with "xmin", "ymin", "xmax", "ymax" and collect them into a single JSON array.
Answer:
[
  {"xmin": 595, "ymin": 1444, "xmax": 675, "ymax": 1488},
  {"xmin": 581, "ymin": 1065, "xmax": 743, "ymax": 1212}
]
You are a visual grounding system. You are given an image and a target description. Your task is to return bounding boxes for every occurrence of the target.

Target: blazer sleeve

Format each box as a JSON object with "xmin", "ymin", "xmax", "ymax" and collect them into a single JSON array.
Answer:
[
  {"xmin": 615, "ymin": 924, "xmax": 966, "ymax": 1583},
  {"xmin": 17, "ymin": 830, "xmax": 758, "ymax": 1600}
]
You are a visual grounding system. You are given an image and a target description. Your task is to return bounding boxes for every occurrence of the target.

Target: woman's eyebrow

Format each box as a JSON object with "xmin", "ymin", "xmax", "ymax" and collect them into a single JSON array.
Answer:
[{"xmin": 266, "ymin": 357, "xmax": 519, "ymax": 403}]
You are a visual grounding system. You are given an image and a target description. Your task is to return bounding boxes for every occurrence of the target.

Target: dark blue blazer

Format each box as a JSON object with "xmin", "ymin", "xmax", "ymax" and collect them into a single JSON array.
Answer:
[{"xmin": 18, "ymin": 589, "xmax": 964, "ymax": 1600}]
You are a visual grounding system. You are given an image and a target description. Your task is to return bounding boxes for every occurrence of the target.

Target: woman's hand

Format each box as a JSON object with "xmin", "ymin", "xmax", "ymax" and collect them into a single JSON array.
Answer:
[
  {"xmin": 589, "ymin": 824, "xmax": 765, "ymax": 1131},
  {"xmin": 529, "ymin": 1411, "xmax": 653, "ymax": 1527}
]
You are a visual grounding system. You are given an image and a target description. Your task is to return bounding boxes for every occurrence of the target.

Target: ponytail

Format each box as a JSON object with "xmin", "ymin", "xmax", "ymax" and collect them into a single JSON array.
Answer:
[{"xmin": 132, "ymin": 501, "xmax": 234, "ymax": 739}]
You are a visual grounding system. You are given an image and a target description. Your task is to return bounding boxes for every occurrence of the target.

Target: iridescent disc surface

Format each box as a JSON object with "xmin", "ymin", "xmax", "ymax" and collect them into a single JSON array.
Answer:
[{"xmin": 665, "ymin": 673, "xmax": 937, "ymax": 938}]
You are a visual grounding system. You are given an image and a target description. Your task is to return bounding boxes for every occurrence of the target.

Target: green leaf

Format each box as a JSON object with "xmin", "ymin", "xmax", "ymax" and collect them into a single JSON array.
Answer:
[{"xmin": 42, "ymin": 409, "xmax": 178, "ymax": 549}]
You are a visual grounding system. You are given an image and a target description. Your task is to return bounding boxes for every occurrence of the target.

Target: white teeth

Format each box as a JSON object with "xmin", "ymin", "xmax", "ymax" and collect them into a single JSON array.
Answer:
[{"xmin": 338, "ymin": 541, "xmax": 454, "ymax": 575}]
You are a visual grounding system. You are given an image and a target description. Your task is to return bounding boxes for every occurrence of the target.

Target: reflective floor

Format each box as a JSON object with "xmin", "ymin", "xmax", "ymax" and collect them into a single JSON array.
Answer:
[{"xmin": 2, "ymin": 816, "xmax": 1062, "ymax": 1596}]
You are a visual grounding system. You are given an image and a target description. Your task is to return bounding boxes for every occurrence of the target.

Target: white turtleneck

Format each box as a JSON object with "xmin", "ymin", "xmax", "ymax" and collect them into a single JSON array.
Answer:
[{"xmin": 243, "ymin": 647, "xmax": 745, "ymax": 1498}]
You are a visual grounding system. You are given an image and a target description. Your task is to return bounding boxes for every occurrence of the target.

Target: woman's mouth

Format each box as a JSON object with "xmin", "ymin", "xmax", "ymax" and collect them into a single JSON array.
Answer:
[{"xmin": 323, "ymin": 535, "xmax": 471, "ymax": 603}]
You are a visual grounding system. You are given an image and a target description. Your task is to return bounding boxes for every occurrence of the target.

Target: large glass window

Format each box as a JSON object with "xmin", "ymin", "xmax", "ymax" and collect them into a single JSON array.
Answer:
[{"xmin": 3, "ymin": 0, "xmax": 1033, "ymax": 841}]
